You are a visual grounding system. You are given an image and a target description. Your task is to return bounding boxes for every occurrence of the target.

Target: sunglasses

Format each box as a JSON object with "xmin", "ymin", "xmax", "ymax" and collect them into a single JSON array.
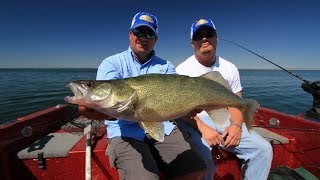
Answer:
[
  {"xmin": 192, "ymin": 31, "xmax": 216, "ymax": 41},
  {"xmin": 131, "ymin": 28, "xmax": 156, "ymax": 39}
]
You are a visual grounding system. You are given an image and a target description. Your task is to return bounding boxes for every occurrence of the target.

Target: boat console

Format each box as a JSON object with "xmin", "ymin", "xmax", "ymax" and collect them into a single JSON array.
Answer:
[{"xmin": 302, "ymin": 81, "xmax": 320, "ymax": 120}]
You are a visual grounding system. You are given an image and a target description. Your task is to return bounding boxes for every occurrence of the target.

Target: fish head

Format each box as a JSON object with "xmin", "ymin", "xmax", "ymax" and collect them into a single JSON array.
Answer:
[
  {"xmin": 65, "ymin": 80, "xmax": 138, "ymax": 117},
  {"xmin": 65, "ymin": 80, "xmax": 113, "ymax": 107}
]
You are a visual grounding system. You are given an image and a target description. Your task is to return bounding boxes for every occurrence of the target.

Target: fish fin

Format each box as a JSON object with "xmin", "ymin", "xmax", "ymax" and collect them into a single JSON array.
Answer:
[
  {"xmin": 140, "ymin": 122, "xmax": 165, "ymax": 142},
  {"xmin": 134, "ymin": 96, "xmax": 150, "ymax": 110},
  {"xmin": 115, "ymin": 91, "xmax": 138, "ymax": 113},
  {"xmin": 200, "ymin": 71, "xmax": 231, "ymax": 90},
  {"xmin": 205, "ymin": 108, "xmax": 231, "ymax": 127},
  {"xmin": 134, "ymin": 96, "xmax": 167, "ymax": 121},
  {"xmin": 242, "ymin": 98, "xmax": 260, "ymax": 131},
  {"xmin": 96, "ymin": 90, "xmax": 138, "ymax": 117}
]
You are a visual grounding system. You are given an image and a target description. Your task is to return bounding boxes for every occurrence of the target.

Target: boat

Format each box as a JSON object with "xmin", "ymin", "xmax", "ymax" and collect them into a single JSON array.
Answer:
[
  {"xmin": 1, "ymin": 42, "xmax": 319, "ymax": 179},
  {"xmin": 1, "ymin": 100, "xmax": 320, "ymax": 179}
]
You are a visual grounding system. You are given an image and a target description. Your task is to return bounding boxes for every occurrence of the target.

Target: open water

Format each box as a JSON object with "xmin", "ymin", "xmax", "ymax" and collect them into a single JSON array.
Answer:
[{"xmin": 0, "ymin": 68, "xmax": 319, "ymax": 124}]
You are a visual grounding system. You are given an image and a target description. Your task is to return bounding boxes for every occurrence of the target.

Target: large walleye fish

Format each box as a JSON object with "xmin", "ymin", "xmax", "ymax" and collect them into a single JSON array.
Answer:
[{"xmin": 65, "ymin": 71, "xmax": 259, "ymax": 141}]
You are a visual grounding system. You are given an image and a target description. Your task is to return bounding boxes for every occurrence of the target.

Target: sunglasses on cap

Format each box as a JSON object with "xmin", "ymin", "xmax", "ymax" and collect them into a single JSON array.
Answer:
[
  {"xmin": 131, "ymin": 28, "xmax": 156, "ymax": 39},
  {"xmin": 192, "ymin": 30, "xmax": 216, "ymax": 41}
]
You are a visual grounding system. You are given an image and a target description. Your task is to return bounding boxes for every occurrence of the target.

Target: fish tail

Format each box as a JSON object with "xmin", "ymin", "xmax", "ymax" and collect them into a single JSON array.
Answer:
[{"xmin": 242, "ymin": 99, "xmax": 260, "ymax": 130}]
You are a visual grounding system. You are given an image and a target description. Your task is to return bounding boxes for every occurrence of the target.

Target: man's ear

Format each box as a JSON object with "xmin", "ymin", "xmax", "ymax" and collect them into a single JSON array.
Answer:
[
  {"xmin": 129, "ymin": 31, "xmax": 132, "ymax": 40},
  {"xmin": 191, "ymin": 41, "xmax": 194, "ymax": 48}
]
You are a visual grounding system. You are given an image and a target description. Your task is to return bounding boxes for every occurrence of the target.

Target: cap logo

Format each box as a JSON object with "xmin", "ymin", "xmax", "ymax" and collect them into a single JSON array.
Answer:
[
  {"xmin": 139, "ymin": 15, "xmax": 154, "ymax": 23},
  {"xmin": 195, "ymin": 19, "xmax": 209, "ymax": 27}
]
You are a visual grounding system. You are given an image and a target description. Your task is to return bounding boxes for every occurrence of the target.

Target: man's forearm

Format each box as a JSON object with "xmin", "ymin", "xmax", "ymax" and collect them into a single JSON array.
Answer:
[{"xmin": 228, "ymin": 107, "xmax": 244, "ymax": 127}]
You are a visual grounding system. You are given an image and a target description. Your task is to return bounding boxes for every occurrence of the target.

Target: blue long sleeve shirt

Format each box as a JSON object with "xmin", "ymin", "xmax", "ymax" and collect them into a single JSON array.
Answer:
[{"xmin": 96, "ymin": 47, "xmax": 176, "ymax": 141}]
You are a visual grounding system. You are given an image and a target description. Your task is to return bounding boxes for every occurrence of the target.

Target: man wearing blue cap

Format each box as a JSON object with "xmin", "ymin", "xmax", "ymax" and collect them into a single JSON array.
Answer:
[
  {"xmin": 79, "ymin": 12, "xmax": 207, "ymax": 179},
  {"xmin": 176, "ymin": 18, "xmax": 273, "ymax": 179}
]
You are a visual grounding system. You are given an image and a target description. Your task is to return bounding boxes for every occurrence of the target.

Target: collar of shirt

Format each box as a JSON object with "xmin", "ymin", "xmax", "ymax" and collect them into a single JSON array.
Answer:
[{"xmin": 129, "ymin": 47, "xmax": 156, "ymax": 66}]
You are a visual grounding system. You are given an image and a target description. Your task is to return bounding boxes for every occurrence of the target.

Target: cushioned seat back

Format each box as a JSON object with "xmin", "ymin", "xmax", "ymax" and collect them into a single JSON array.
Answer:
[
  {"xmin": 253, "ymin": 127, "xmax": 289, "ymax": 144},
  {"xmin": 18, "ymin": 132, "xmax": 82, "ymax": 159}
]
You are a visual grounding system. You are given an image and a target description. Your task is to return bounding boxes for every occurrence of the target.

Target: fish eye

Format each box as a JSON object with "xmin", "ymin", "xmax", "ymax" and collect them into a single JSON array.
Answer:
[{"xmin": 86, "ymin": 81, "xmax": 94, "ymax": 87}]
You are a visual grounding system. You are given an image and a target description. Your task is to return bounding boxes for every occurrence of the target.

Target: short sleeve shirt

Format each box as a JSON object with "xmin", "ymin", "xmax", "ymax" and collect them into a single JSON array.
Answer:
[{"xmin": 176, "ymin": 55, "xmax": 242, "ymax": 126}]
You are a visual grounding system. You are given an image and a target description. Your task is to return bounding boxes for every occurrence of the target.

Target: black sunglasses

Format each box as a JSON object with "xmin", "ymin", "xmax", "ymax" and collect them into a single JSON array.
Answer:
[
  {"xmin": 193, "ymin": 31, "xmax": 216, "ymax": 41},
  {"xmin": 131, "ymin": 28, "xmax": 156, "ymax": 39}
]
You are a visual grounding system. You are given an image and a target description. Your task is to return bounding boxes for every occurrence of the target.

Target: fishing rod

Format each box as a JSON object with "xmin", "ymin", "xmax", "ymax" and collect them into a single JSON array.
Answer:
[
  {"xmin": 221, "ymin": 39, "xmax": 320, "ymax": 119},
  {"xmin": 220, "ymin": 39, "xmax": 311, "ymax": 85}
]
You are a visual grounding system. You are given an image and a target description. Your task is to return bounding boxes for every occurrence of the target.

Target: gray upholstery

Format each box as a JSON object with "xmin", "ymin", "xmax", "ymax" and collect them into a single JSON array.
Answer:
[
  {"xmin": 18, "ymin": 133, "xmax": 82, "ymax": 159},
  {"xmin": 253, "ymin": 127, "xmax": 289, "ymax": 144}
]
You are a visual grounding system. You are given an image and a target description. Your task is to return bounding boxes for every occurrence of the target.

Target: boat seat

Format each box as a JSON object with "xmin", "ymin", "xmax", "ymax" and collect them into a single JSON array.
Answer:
[
  {"xmin": 253, "ymin": 127, "xmax": 289, "ymax": 144},
  {"xmin": 18, "ymin": 132, "xmax": 82, "ymax": 159}
]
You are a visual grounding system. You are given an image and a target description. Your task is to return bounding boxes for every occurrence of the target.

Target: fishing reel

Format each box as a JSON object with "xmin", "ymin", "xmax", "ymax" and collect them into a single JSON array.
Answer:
[{"xmin": 301, "ymin": 81, "xmax": 320, "ymax": 120}]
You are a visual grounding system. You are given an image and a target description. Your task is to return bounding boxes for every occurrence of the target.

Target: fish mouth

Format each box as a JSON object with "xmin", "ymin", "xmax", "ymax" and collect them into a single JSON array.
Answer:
[{"xmin": 65, "ymin": 82, "xmax": 87, "ymax": 103}]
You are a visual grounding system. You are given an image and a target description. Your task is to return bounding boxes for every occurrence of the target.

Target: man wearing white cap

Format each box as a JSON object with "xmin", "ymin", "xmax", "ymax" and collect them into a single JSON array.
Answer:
[
  {"xmin": 176, "ymin": 18, "xmax": 273, "ymax": 180},
  {"xmin": 79, "ymin": 12, "xmax": 207, "ymax": 180}
]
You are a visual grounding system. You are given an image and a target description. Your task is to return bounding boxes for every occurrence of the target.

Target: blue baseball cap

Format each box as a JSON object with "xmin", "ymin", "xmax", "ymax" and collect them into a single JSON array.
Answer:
[
  {"xmin": 130, "ymin": 12, "xmax": 158, "ymax": 36},
  {"xmin": 190, "ymin": 18, "xmax": 216, "ymax": 39}
]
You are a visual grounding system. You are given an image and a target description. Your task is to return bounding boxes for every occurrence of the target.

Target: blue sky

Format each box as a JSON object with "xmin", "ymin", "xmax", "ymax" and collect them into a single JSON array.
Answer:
[{"xmin": 1, "ymin": 0, "xmax": 319, "ymax": 69}]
